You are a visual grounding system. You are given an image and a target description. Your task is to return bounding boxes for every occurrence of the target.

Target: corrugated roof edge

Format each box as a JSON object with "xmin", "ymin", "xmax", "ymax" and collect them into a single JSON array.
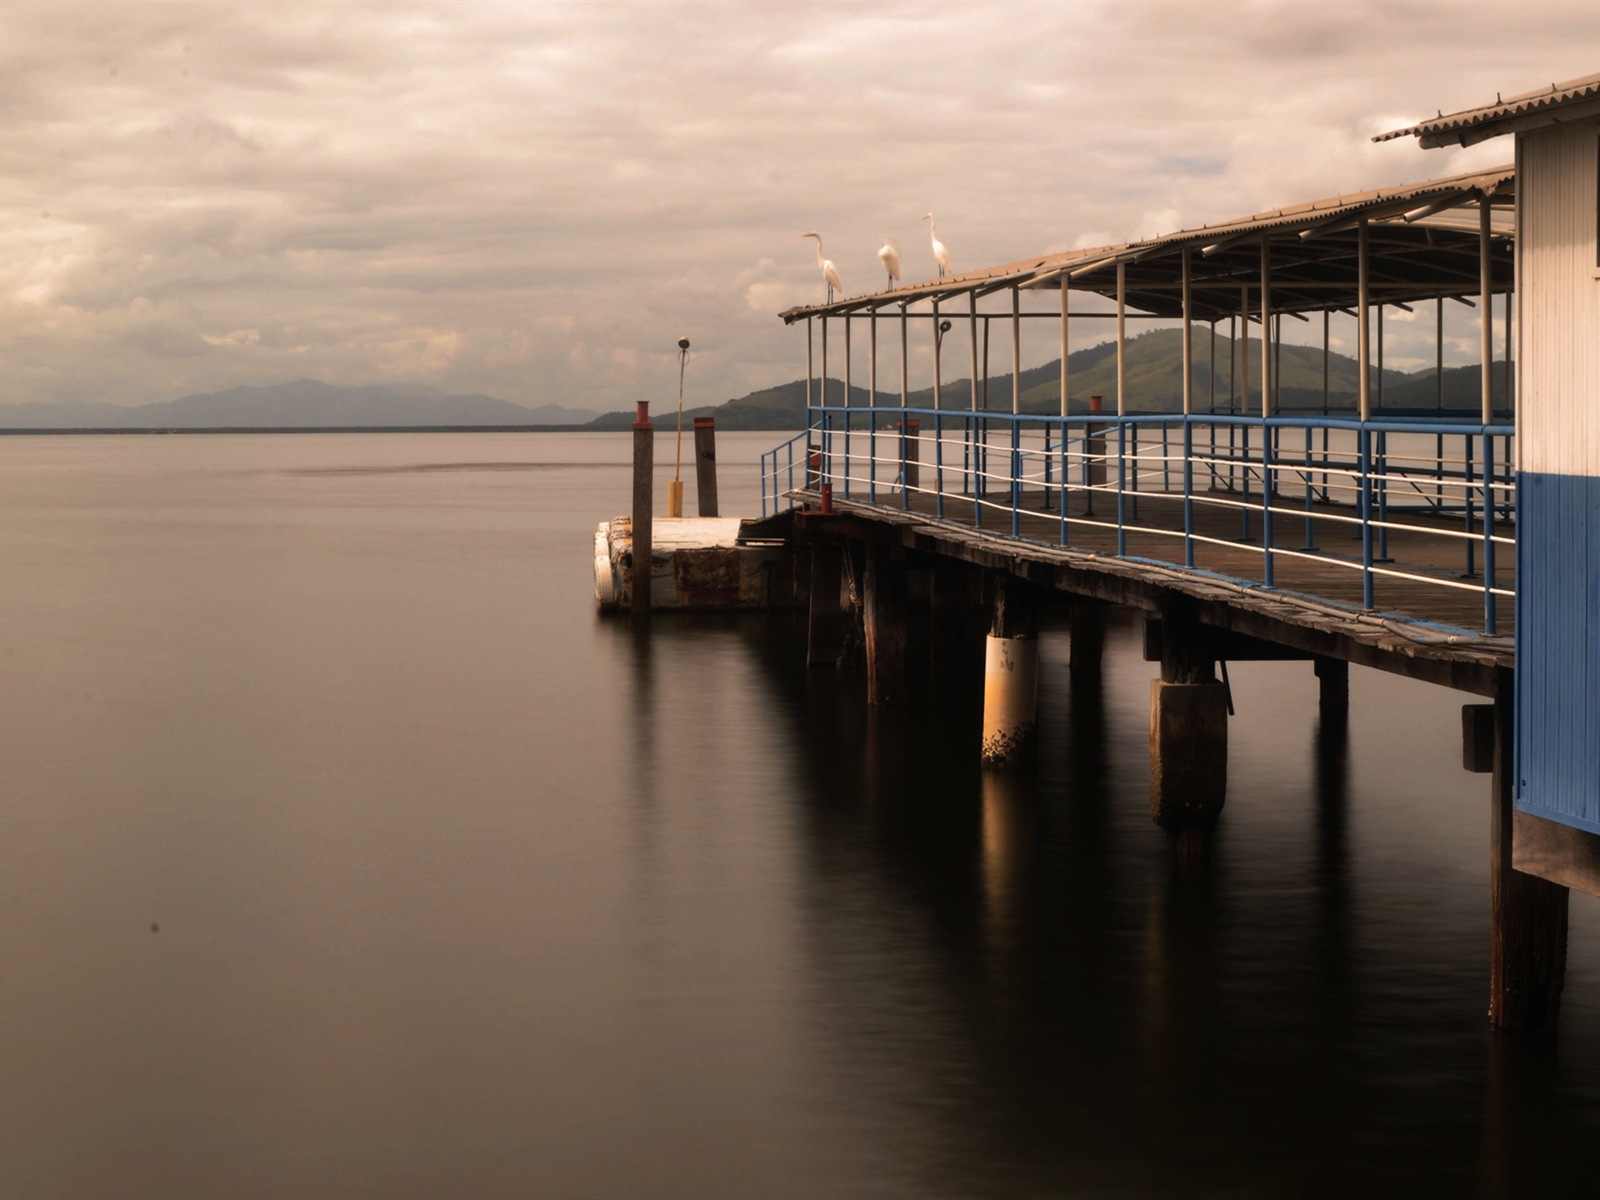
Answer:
[
  {"xmin": 777, "ymin": 163, "xmax": 1514, "ymax": 323},
  {"xmin": 1375, "ymin": 69, "xmax": 1600, "ymax": 144}
]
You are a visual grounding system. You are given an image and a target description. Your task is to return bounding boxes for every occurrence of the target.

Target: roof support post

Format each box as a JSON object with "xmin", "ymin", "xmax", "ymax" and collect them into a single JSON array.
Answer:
[
  {"xmin": 1116, "ymin": 260, "xmax": 1127, "ymax": 416},
  {"xmin": 899, "ymin": 301, "xmax": 909, "ymax": 410},
  {"xmin": 932, "ymin": 296, "xmax": 942, "ymax": 412},
  {"xmin": 1208, "ymin": 319, "xmax": 1216, "ymax": 413},
  {"xmin": 1181, "ymin": 248, "xmax": 1193, "ymax": 416},
  {"xmin": 1503, "ymin": 289, "xmax": 1513, "ymax": 412},
  {"xmin": 1436, "ymin": 297, "xmax": 1444, "ymax": 411},
  {"xmin": 1358, "ymin": 218, "xmax": 1371, "ymax": 423},
  {"xmin": 1012, "ymin": 286, "xmax": 1022, "ymax": 416},
  {"xmin": 806, "ymin": 317, "xmax": 814, "ymax": 411},
  {"xmin": 1322, "ymin": 310, "xmax": 1330, "ymax": 413},
  {"xmin": 821, "ymin": 315, "xmax": 829, "ymax": 411},
  {"xmin": 1240, "ymin": 286, "xmax": 1250, "ymax": 415},
  {"xmin": 1060, "ymin": 283, "xmax": 1070, "ymax": 418},
  {"xmin": 844, "ymin": 312, "xmax": 852, "ymax": 414},
  {"xmin": 1480, "ymin": 198, "xmax": 1493, "ymax": 424},
  {"xmin": 969, "ymin": 293, "xmax": 981, "ymax": 412},
  {"xmin": 1378, "ymin": 305, "xmax": 1385, "ymax": 410},
  {"xmin": 869, "ymin": 304, "xmax": 878, "ymax": 419},
  {"xmin": 1260, "ymin": 237, "xmax": 1272, "ymax": 419}
]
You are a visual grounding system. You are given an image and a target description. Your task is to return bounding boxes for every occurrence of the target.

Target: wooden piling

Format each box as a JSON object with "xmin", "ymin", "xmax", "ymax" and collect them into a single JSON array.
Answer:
[
  {"xmin": 693, "ymin": 417, "xmax": 719, "ymax": 517},
  {"xmin": 864, "ymin": 543, "xmax": 907, "ymax": 705},
  {"xmin": 1314, "ymin": 656, "xmax": 1349, "ymax": 731},
  {"xmin": 1489, "ymin": 674, "xmax": 1570, "ymax": 1032},
  {"xmin": 929, "ymin": 558, "xmax": 970, "ymax": 673},
  {"xmin": 631, "ymin": 401, "xmax": 653, "ymax": 615},
  {"xmin": 1069, "ymin": 602, "xmax": 1107, "ymax": 679},
  {"xmin": 807, "ymin": 543, "xmax": 847, "ymax": 668}
]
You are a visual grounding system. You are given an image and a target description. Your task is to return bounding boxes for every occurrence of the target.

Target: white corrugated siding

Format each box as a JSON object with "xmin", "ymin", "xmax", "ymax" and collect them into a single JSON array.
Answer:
[{"xmin": 1519, "ymin": 125, "xmax": 1600, "ymax": 477}]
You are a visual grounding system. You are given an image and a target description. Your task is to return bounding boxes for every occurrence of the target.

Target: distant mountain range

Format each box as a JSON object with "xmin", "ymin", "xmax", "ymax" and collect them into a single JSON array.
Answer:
[
  {"xmin": 0, "ymin": 380, "xmax": 600, "ymax": 430},
  {"xmin": 0, "ymin": 333, "xmax": 1511, "ymax": 433},
  {"xmin": 591, "ymin": 327, "xmax": 1512, "ymax": 431}
]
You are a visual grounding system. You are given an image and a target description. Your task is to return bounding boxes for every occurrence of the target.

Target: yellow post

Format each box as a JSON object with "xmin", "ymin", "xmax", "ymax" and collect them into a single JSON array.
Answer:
[{"xmin": 670, "ymin": 337, "xmax": 690, "ymax": 517}]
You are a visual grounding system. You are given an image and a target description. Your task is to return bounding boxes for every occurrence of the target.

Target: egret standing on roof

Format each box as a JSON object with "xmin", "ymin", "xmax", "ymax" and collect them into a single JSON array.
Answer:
[
  {"xmin": 801, "ymin": 232, "xmax": 843, "ymax": 303},
  {"xmin": 923, "ymin": 213, "xmax": 951, "ymax": 278},
  {"xmin": 877, "ymin": 237, "xmax": 901, "ymax": 290}
]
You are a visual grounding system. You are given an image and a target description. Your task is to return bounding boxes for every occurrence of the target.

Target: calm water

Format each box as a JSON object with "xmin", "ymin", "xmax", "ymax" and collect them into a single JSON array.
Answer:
[{"xmin": 0, "ymin": 431, "xmax": 1597, "ymax": 1198}]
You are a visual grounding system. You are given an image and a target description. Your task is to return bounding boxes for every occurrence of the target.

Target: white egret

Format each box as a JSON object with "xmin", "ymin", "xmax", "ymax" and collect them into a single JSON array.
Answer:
[
  {"xmin": 801, "ymin": 232, "xmax": 843, "ymax": 303},
  {"xmin": 877, "ymin": 237, "xmax": 901, "ymax": 290},
  {"xmin": 923, "ymin": 212, "xmax": 951, "ymax": 278}
]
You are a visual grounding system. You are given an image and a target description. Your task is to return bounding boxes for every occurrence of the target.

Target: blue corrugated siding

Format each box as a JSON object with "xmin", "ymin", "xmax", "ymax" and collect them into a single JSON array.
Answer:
[{"xmin": 1517, "ymin": 471, "xmax": 1600, "ymax": 834}]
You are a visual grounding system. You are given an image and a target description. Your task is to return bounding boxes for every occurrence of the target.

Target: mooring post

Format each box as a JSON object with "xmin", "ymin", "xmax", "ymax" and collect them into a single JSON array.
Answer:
[
  {"xmin": 806, "ymin": 542, "xmax": 848, "ymax": 668},
  {"xmin": 900, "ymin": 418, "xmax": 921, "ymax": 491},
  {"xmin": 693, "ymin": 417, "xmax": 718, "ymax": 517},
  {"xmin": 864, "ymin": 542, "xmax": 908, "ymax": 705},
  {"xmin": 631, "ymin": 400, "xmax": 654, "ymax": 615},
  {"xmin": 1149, "ymin": 594, "xmax": 1228, "ymax": 846},
  {"xmin": 1084, "ymin": 395, "xmax": 1105, "ymax": 517},
  {"xmin": 981, "ymin": 575, "xmax": 1039, "ymax": 766},
  {"xmin": 1486, "ymin": 674, "xmax": 1570, "ymax": 1032}
]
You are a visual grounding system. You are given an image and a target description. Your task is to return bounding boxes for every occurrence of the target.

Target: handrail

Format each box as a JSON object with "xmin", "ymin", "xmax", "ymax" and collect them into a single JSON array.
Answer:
[{"xmin": 778, "ymin": 404, "xmax": 1515, "ymax": 635}]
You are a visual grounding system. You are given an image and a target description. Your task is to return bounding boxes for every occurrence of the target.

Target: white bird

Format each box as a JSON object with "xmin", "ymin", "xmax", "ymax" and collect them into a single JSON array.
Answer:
[
  {"xmin": 877, "ymin": 237, "xmax": 901, "ymax": 290},
  {"xmin": 923, "ymin": 212, "xmax": 951, "ymax": 278},
  {"xmin": 801, "ymin": 232, "xmax": 843, "ymax": 303}
]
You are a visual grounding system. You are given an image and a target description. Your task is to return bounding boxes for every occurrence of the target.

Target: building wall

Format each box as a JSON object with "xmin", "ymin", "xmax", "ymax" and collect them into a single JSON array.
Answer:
[{"xmin": 1517, "ymin": 121, "xmax": 1600, "ymax": 833}]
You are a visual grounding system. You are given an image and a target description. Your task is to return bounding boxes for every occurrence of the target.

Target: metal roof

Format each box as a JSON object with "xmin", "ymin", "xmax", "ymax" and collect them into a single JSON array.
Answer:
[
  {"xmin": 1375, "ymin": 70, "xmax": 1600, "ymax": 148},
  {"xmin": 779, "ymin": 164, "xmax": 1514, "ymax": 325}
]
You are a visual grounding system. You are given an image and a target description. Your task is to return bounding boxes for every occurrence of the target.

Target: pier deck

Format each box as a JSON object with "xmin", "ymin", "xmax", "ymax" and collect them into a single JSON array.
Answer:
[{"xmin": 789, "ymin": 483, "xmax": 1512, "ymax": 695}]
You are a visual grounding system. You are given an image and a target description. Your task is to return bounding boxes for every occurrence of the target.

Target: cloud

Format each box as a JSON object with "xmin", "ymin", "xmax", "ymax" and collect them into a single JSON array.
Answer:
[{"xmin": 0, "ymin": 1, "xmax": 1587, "ymax": 410}]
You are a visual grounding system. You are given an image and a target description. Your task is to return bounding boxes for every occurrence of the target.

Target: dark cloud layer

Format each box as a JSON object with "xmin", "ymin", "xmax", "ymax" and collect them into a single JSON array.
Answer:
[{"xmin": 0, "ymin": 1, "xmax": 1593, "ymax": 410}]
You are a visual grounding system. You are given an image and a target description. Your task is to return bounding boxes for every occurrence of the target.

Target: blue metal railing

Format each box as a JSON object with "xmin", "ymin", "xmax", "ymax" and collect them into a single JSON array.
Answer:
[{"xmin": 761, "ymin": 407, "xmax": 1515, "ymax": 635}]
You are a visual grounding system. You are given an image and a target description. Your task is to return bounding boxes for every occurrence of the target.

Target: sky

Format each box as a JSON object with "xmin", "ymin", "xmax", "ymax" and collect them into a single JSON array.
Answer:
[{"xmin": 1, "ymin": 1, "xmax": 1596, "ymax": 413}]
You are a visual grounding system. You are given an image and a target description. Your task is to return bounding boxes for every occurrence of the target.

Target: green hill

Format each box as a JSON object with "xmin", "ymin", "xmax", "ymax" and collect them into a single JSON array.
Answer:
[{"xmin": 588, "ymin": 329, "xmax": 1509, "ymax": 431}]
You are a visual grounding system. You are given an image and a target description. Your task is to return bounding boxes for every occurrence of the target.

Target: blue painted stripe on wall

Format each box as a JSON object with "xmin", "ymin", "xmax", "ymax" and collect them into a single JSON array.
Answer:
[{"xmin": 1517, "ymin": 471, "xmax": 1600, "ymax": 832}]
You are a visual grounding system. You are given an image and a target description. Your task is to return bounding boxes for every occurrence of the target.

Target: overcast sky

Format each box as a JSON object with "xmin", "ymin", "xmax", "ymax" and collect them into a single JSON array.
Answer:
[{"xmin": 2, "ymin": 1, "xmax": 1595, "ymax": 412}]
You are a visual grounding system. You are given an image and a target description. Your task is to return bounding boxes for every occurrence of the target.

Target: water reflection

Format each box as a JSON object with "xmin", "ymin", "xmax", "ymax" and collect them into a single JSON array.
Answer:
[{"xmin": 712, "ymin": 605, "xmax": 1600, "ymax": 1195}]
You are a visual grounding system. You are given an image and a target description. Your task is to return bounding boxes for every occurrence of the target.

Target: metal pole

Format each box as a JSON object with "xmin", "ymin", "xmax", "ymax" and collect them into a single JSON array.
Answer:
[
  {"xmin": 899, "ymin": 301, "xmax": 909, "ymax": 411},
  {"xmin": 1011, "ymin": 286, "xmax": 1021, "ymax": 416},
  {"xmin": 1480, "ymin": 198, "xmax": 1493, "ymax": 425},
  {"xmin": 1260, "ymin": 239, "xmax": 1272, "ymax": 576},
  {"xmin": 1116, "ymin": 260, "xmax": 1127, "ymax": 417},
  {"xmin": 1181, "ymin": 249, "xmax": 1193, "ymax": 417},
  {"xmin": 1060, "ymin": 283, "xmax": 1070, "ymax": 418},
  {"xmin": 805, "ymin": 318, "xmax": 813, "ymax": 411},
  {"xmin": 1358, "ymin": 218, "xmax": 1370, "ymax": 423},
  {"xmin": 869, "ymin": 305, "xmax": 878, "ymax": 502},
  {"xmin": 843, "ymin": 315, "xmax": 853, "ymax": 497}
]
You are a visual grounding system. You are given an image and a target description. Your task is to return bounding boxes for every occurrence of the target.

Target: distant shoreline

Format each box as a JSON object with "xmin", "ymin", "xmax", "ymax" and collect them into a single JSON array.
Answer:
[
  {"xmin": 0, "ymin": 424, "xmax": 644, "ymax": 435},
  {"xmin": 0, "ymin": 423, "xmax": 806, "ymax": 435}
]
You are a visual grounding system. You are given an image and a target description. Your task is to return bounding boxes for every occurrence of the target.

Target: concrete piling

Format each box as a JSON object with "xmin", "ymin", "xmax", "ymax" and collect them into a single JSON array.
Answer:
[
  {"xmin": 981, "ymin": 577, "xmax": 1039, "ymax": 766},
  {"xmin": 1148, "ymin": 596, "xmax": 1228, "ymax": 841}
]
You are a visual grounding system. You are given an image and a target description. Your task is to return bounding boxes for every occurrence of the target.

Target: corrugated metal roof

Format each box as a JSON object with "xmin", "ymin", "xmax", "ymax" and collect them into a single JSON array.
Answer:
[
  {"xmin": 1376, "ymin": 70, "xmax": 1600, "ymax": 147},
  {"xmin": 778, "ymin": 163, "xmax": 1514, "ymax": 323}
]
